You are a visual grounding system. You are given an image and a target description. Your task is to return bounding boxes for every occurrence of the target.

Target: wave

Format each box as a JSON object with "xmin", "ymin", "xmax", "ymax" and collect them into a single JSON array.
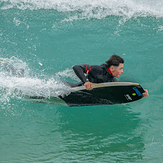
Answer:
[
  {"xmin": 1, "ymin": 0, "xmax": 163, "ymax": 19},
  {"xmin": 0, "ymin": 57, "xmax": 72, "ymax": 104}
]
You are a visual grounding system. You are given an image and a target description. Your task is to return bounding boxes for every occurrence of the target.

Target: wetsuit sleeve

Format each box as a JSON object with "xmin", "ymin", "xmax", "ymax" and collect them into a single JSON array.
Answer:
[{"xmin": 73, "ymin": 64, "xmax": 91, "ymax": 83}]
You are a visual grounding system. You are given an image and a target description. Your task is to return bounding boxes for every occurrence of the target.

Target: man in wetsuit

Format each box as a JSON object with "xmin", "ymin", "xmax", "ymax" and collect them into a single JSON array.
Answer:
[{"xmin": 72, "ymin": 54, "xmax": 149, "ymax": 97}]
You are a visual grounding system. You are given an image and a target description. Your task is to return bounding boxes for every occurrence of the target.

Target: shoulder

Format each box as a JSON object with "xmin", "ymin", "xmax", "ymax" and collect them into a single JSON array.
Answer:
[
  {"xmin": 90, "ymin": 64, "xmax": 104, "ymax": 71},
  {"xmin": 100, "ymin": 63, "xmax": 107, "ymax": 69},
  {"xmin": 90, "ymin": 64, "xmax": 107, "ymax": 69}
]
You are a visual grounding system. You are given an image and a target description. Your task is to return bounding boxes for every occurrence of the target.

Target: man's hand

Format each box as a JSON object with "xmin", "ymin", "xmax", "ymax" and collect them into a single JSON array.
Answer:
[
  {"xmin": 143, "ymin": 89, "xmax": 149, "ymax": 97},
  {"xmin": 84, "ymin": 82, "xmax": 93, "ymax": 90}
]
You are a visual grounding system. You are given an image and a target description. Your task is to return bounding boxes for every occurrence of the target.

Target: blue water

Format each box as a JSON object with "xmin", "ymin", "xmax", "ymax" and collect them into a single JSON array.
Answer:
[{"xmin": 0, "ymin": 0, "xmax": 163, "ymax": 162}]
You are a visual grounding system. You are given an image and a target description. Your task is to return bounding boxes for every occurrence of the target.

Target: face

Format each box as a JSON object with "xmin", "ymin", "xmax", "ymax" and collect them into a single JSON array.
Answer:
[{"xmin": 110, "ymin": 63, "xmax": 124, "ymax": 78}]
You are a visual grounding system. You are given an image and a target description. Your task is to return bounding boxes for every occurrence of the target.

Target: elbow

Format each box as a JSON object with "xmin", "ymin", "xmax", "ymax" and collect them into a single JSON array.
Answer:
[
  {"xmin": 72, "ymin": 65, "xmax": 76, "ymax": 70},
  {"xmin": 72, "ymin": 65, "xmax": 79, "ymax": 72}
]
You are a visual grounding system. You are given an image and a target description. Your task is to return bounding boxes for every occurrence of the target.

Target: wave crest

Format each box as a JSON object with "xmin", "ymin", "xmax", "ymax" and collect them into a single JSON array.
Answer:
[{"xmin": 1, "ymin": 0, "xmax": 163, "ymax": 19}]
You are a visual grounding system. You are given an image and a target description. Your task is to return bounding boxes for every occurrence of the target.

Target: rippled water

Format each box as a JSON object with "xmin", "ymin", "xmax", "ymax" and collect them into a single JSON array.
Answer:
[{"xmin": 0, "ymin": 0, "xmax": 163, "ymax": 162}]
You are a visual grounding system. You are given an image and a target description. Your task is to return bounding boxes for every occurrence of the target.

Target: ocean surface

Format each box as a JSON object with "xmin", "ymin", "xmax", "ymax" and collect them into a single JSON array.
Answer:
[{"xmin": 0, "ymin": 0, "xmax": 163, "ymax": 162}]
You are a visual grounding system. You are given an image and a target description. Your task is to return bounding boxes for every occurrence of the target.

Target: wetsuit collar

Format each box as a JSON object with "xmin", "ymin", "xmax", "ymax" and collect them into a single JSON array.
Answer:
[{"xmin": 107, "ymin": 68, "xmax": 114, "ymax": 77}]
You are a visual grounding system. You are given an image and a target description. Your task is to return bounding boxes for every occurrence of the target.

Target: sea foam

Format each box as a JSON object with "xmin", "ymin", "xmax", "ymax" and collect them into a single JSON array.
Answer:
[{"xmin": 1, "ymin": 0, "xmax": 163, "ymax": 19}]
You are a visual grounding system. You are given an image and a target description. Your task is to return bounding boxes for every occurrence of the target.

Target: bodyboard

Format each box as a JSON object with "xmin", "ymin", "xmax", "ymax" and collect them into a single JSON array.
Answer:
[{"xmin": 59, "ymin": 82, "xmax": 145, "ymax": 107}]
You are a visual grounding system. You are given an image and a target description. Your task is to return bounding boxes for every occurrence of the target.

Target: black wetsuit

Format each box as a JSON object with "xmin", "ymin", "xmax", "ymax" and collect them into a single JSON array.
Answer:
[{"xmin": 67, "ymin": 64, "xmax": 117, "ymax": 87}]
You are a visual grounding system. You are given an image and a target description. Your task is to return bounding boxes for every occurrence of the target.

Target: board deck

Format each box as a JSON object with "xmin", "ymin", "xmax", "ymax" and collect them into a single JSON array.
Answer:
[
  {"xmin": 59, "ymin": 82, "xmax": 145, "ymax": 107},
  {"xmin": 24, "ymin": 82, "xmax": 145, "ymax": 107}
]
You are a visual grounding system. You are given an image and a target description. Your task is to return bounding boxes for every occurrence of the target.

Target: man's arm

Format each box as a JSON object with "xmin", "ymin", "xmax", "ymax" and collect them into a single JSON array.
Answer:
[
  {"xmin": 73, "ymin": 64, "xmax": 93, "ymax": 90},
  {"xmin": 73, "ymin": 64, "xmax": 90, "ymax": 83}
]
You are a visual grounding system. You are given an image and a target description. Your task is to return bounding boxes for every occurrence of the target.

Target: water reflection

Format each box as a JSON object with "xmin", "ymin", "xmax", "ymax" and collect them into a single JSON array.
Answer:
[
  {"xmin": 0, "ymin": 98, "xmax": 145, "ymax": 162},
  {"xmin": 57, "ymin": 104, "xmax": 145, "ymax": 162}
]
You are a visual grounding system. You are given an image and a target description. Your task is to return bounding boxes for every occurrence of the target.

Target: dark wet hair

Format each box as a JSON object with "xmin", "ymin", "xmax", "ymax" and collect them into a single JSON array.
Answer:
[{"xmin": 106, "ymin": 54, "xmax": 124, "ymax": 68}]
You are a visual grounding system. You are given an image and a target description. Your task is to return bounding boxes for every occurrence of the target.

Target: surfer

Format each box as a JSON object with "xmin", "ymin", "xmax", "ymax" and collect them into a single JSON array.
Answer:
[
  {"xmin": 69, "ymin": 54, "xmax": 148, "ymax": 97},
  {"xmin": 0, "ymin": 56, "xmax": 148, "ymax": 97}
]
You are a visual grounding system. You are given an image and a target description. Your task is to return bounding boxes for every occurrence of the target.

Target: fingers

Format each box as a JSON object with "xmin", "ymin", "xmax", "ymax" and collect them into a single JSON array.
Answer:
[
  {"xmin": 84, "ymin": 82, "xmax": 93, "ymax": 90},
  {"xmin": 143, "ymin": 89, "xmax": 149, "ymax": 97}
]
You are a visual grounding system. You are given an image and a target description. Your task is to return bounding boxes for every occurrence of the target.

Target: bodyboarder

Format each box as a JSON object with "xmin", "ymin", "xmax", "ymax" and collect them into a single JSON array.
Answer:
[{"xmin": 69, "ymin": 54, "xmax": 148, "ymax": 97}]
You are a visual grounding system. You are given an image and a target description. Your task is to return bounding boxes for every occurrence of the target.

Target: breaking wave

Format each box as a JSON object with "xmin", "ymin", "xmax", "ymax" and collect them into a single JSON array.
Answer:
[
  {"xmin": 0, "ymin": 57, "xmax": 72, "ymax": 104},
  {"xmin": 1, "ymin": 0, "xmax": 163, "ymax": 19}
]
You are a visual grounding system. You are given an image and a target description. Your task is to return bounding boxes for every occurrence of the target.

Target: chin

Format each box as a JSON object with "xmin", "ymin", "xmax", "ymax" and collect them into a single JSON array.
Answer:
[{"xmin": 116, "ymin": 75, "xmax": 121, "ymax": 78}]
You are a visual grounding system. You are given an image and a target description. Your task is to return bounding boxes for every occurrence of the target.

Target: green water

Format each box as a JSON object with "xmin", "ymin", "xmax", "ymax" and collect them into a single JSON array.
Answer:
[{"xmin": 0, "ymin": 0, "xmax": 163, "ymax": 162}]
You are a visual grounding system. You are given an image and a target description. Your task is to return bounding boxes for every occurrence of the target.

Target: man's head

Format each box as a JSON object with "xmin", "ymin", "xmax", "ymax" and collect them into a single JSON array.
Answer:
[{"xmin": 106, "ymin": 54, "xmax": 124, "ymax": 78}]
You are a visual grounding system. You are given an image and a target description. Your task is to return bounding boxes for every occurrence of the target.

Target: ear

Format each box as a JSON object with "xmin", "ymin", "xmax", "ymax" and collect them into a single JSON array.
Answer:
[{"xmin": 110, "ymin": 66, "xmax": 115, "ymax": 72}]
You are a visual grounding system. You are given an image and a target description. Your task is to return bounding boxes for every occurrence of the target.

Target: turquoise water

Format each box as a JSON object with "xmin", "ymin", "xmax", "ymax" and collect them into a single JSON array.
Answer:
[{"xmin": 0, "ymin": 0, "xmax": 163, "ymax": 162}]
